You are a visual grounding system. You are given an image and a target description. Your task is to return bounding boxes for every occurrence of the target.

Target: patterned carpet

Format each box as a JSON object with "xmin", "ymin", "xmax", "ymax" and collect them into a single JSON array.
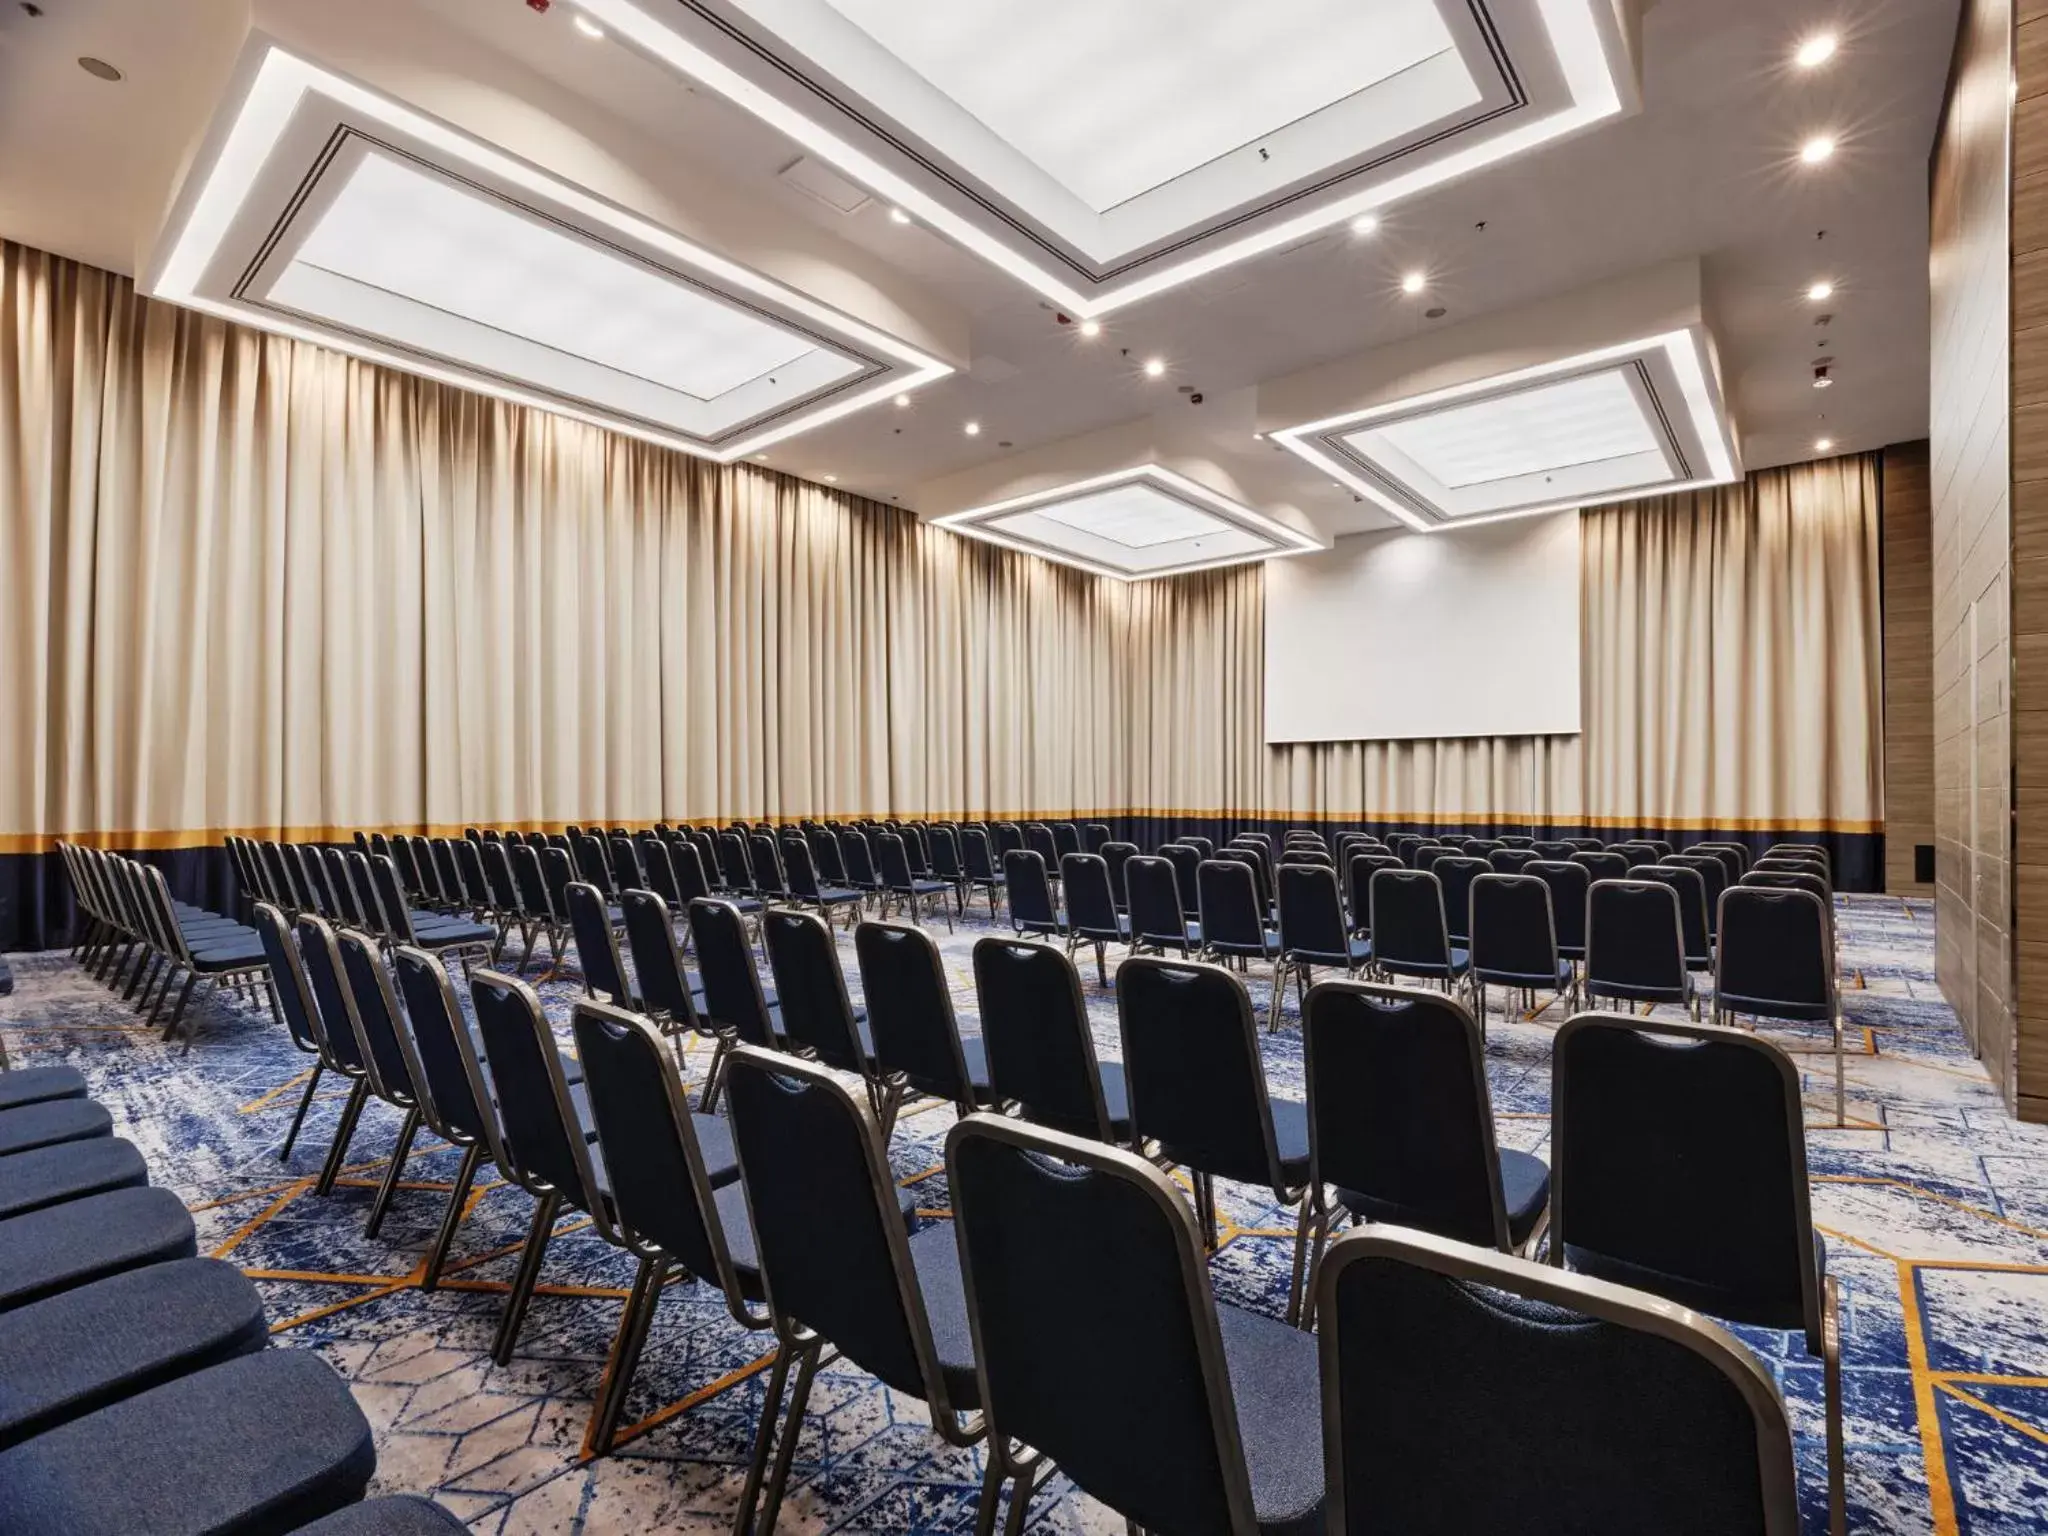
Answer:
[{"xmin": 2, "ymin": 893, "xmax": 2046, "ymax": 1534}]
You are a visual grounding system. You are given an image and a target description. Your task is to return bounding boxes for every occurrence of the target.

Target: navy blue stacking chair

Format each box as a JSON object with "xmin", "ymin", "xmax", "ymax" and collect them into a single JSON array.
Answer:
[
  {"xmin": 333, "ymin": 928, "xmax": 433, "ymax": 1239},
  {"xmin": 837, "ymin": 828, "xmax": 886, "ymax": 903},
  {"xmin": 1639, "ymin": 864, "xmax": 1713, "ymax": 978},
  {"xmin": 1159, "ymin": 841, "xmax": 1203, "ymax": 912},
  {"xmin": 606, "ymin": 834, "xmax": 646, "ymax": 895},
  {"xmin": 289, "ymin": 912, "xmax": 380, "ymax": 1198},
  {"xmin": 1117, "ymin": 956, "xmax": 1316, "ymax": 1321},
  {"xmin": 570, "ymin": 998, "xmax": 769, "ymax": 1455},
  {"xmin": 1612, "ymin": 840, "xmax": 1662, "ymax": 870},
  {"xmin": 1571, "ymin": 849, "xmax": 1630, "ymax": 884},
  {"xmin": 431, "ymin": 838, "xmax": 477, "ymax": 914},
  {"xmin": 476, "ymin": 838, "xmax": 527, "ymax": 954},
  {"xmin": 948, "ymin": 1115, "xmax": 1323, "ymax": 1536},
  {"xmin": 1100, "ymin": 840, "xmax": 1139, "ymax": 914},
  {"xmin": 1551, "ymin": 1012, "xmax": 1841, "ymax": 1534},
  {"xmin": 1742, "ymin": 868, "xmax": 1833, "ymax": 910},
  {"xmin": 566, "ymin": 879, "xmax": 637, "ymax": 1009},
  {"xmin": 1316, "ymin": 1227, "xmax": 1801, "ymax": 1536},
  {"xmin": 1051, "ymin": 821, "xmax": 1082, "ymax": 862},
  {"xmin": 367, "ymin": 853, "xmax": 496, "ymax": 970},
  {"xmin": 1181, "ymin": 834, "xmax": 1215, "ymax": 858},
  {"xmin": 855, "ymin": 920, "xmax": 992, "ymax": 1117},
  {"xmin": 1669, "ymin": 851, "xmax": 1731, "ymax": 938},
  {"xmin": 570, "ymin": 831, "xmax": 615, "ymax": 897},
  {"xmin": 1532, "ymin": 838, "xmax": 1576, "ymax": 859},
  {"xmin": 1082, "ymin": 821, "xmax": 1113, "ymax": 853},
  {"xmin": 1693, "ymin": 841, "xmax": 1752, "ymax": 880},
  {"xmin": 1302, "ymin": 981, "xmax": 1549, "ymax": 1305},
  {"xmin": 251, "ymin": 900, "xmax": 337, "ymax": 1163},
  {"xmin": 1220, "ymin": 843, "xmax": 1274, "ymax": 917},
  {"xmin": 1278, "ymin": 847, "xmax": 1334, "ymax": 869},
  {"xmin": 716, "ymin": 830, "xmax": 758, "ymax": 901},
  {"xmin": 1716, "ymin": 885, "xmax": 1843, "ymax": 1124},
  {"xmin": 763, "ymin": 908, "xmax": 902, "ymax": 1133},
  {"xmin": 972, "ymin": 937, "xmax": 1129, "ymax": 1143},
  {"xmin": 992, "ymin": 821, "xmax": 1025, "ymax": 857},
  {"xmin": 877, "ymin": 830, "xmax": 953, "ymax": 930},
  {"xmin": 1528, "ymin": 858, "xmax": 1590, "ymax": 964},
  {"xmin": 1198, "ymin": 857, "xmax": 1277, "ymax": 969},
  {"xmin": 1467, "ymin": 872, "xmax": 1575, "ymax": 1025},
  {"xmin": 1388, "ymin": 833, "xmax": 1424, "ymax": 865},
  {"xmin": 959, "ymin": 825, "xmax": 1005, "ymax": 915},
  {"xmin": 1488, "ymin": 847, "xmax": 1541, "ymax": 876},
  {"xmin": 1584, "ymin": 879, "xmax": 1694, "ymax": 1016},
  {"xmin": 1460, "ymin": 838, "xmax": 1504, "ymax": 858},
  {"xmin": 1060, "ymin": 852, "xmax": 1129, "ymax": 984},
  {"xmin": 1024, "ymin": 823, "xmax": 1060, "ymax": 883},
  {"xmin": 507, "ymin": 840, "xmax": 564, "ymax": 973},
  {"xmin": 636, "ymin": 834, "xmax": 686, "ymax": 917},
  {"xmin": 926, "ymin": 824, "xmax": 968, "ymax": 914},
  {"xmin": 687, "ymin": 895, "xmax": 781, "ymax": 1090},
  {"xmin": 1369, "ymin": 867, "xmax": 1470, "ymax": 996},
  {"xmin": 720, "ymin": 1047, "xmax": 984, "ymax": 1534},
  {"xmin": 1127, "ymin": 853, "xmax": 1200, "ymax": 958},
  {"xmin": 748, "ymin": 832, "xmax": 792, "ymax": 905},
  {"xmin": 1428, "ymin": 854, "xmax": 1487, "ymax": 946},
  {"xmin": 1343, "ymin": 851, "xmax": 1403, "ymax": 935},
  {"xmin": 1003, "ymin": 848, "xmax": 1063, "ymax": 938},
  {"xmin": 619, "ymin": 887, "xmax": 707, "ymax": 1066},
  {"xmin": 1274, "ymin": 862, "xmax": 1371, "ymax": 1030}
]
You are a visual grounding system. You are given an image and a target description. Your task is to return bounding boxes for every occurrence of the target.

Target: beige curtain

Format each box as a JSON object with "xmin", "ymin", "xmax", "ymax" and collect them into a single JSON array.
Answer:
[{"xmin": 0, "ymin": 239, "xmax": 1884, "ymax": 853}]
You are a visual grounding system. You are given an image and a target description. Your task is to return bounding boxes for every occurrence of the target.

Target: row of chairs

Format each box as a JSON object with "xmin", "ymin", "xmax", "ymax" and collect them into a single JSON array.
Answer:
[{"xmin": 0, "ymin": 1062, "xmax": 462, "ymax": 1535}]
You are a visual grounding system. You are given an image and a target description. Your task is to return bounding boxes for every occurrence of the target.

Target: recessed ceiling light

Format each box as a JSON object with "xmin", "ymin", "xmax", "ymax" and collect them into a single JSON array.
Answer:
[
  {"xmin": 964, "ymin": 419, "xmax": 982, "ymax": 435},
  {"xmin": 1079, "ymin": 318, "xmax": 1102, "ymax": 338},
  {"xmin": 1143, "ymin": 357, "xmax": 1166, "ymax": 377},
  {"xmin": 1807, "ymin": 281, "xmax": 1834, "ymax": 302},
  {"xmin": 573, "ymin": 13, "xmax": 605, "ymax": 39},
  {"xmin": 1814, "ymin": 437, "xmax": 1834, "ymax": 452},
  {"xmin": 1350, "ymin": 213, "xmax": 1380, "ymax": 237},
  {"xmin": 1400, "ymin": 270, "xmax": 1427, "ymax": 294},
  {"xmin": 894, "ymin": 393, "xmax": 911, "ymax": 407},
  {"xmin": 822, "ymin": 473, "xmax": 838, "ymax": 482},
  {"xmin": 889, "ymin": 206, "xmax": 912, "ymax": 224},
  {"xmin": 77, "ymin": 56, "xmax": 122, "ymax": 81},
  {"xmin": 1794, "ymin": 32, "xmax": 1838, "ymax": 69},
  {"xmin": 754, "ymin": 453, "xmax": 769, "ymax": 460},
  {"xmin": 1813, "ymin": 372, "xmax": 1833, "ymax": 390},
  {"xmin": 1800, "ymin": 135, "xmax": 1836, "ymax": 164}
]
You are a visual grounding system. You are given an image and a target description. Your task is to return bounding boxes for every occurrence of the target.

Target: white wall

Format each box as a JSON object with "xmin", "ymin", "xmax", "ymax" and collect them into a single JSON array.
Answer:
[{"xmin": 1263, "ymin": 513, "xmax": 1582, "ymax": 743}]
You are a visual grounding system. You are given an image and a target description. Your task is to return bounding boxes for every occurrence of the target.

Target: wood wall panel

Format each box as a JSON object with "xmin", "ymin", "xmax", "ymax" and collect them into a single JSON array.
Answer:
[
  {"xmin": 2014, "ymin": 0, "xmax": 2048, "ymax": 1118},
  {"xmin": 1883, "ymin": 441, "xmax": 1935, "ymax": 896},
  {"xmin": 1931, "ymin": 0, "xmax": 2015, "ymax": 1104}
]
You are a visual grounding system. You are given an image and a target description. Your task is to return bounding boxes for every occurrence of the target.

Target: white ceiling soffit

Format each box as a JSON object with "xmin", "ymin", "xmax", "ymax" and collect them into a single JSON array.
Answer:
[
  {"xmin": 934, "ymin": 465, "xmax": 1324, "ymax": 581},
  {"xmin": 143, "ymin": 42, "xmax": 951, "ymax": 462},
  {"xmin": 1270, "ymin": 327, "xmax": 1738, "ymax": 530},
  {"xmin": 578, "ymin": 0, "xmax": 1640, "ymax": 315}
]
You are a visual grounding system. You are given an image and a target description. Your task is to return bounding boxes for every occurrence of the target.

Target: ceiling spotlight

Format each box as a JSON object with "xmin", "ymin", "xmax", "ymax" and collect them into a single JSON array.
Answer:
[
  {"xmin": 753, "ymin": 453, "xmax": 769, "ymax": 461},
  {"xmin": 893, "ymin": 393, "xmax": 911, "ymax": 408},
  {"xmin": 1350, "ymin": 213, "xmax": 1380, "ymax": 237},
  {"xmin": 1400, "ymin": 270, "xmax": 1427, "ymax": 295},
  {"xmin": 1143, "ymin": 357, "xmax": 1166, "ymax": 377},
  {"xmin": 76, "ymin": 56, "xmax": 122, "ymax": 81},
  {"xmin": 1794, "ymin": 32, "xmax": 1838, "ymax": 69},
  {"xmin": 573, "ymin": 12, "xmax": 605, "ymax": 38},
  {"xmin": 1800, "ymin": 135, "xmax": 1836, "ymax": 165},
  {"xmin": 822, "ymin": 473, "xmax": 838, "ymax": 483},
  {"xmin": 1812, "ymin": 363, "xmax": 1833, "ymax": 389},
  {"xmin": 964, "ymin": 420, "xmax": 982, "ymax": 435},
  {"xmin": 1079, "ymin": 318, "xmax": 1101, "ymax": 338},
  {"xmin": 889, "ymin": 207, "xmax": 911, "ymax": 225},
  {"xmin": 1807, "ymin": 281, "xmax": 1834, "ymax": 302},
  {"xmin": 1815, "ymin": 437, "xmax": 1835, "ymax": 453}
]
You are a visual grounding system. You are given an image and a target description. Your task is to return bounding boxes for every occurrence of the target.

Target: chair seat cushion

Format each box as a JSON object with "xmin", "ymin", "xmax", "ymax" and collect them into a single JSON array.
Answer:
[
  {"xmin": 1269, "ymin": 1095, "xmax": 1311, "ymax": 1186},
  {"xmin": 1474, "ymin": 958, "xmax": 1575, "ymax": 989},
  {"xmin": 0, "ymin": 1068, "xmax": 88, "ymax": 1114},
  {"xmin": 906, "ymin": 1221, "xmax": 981, "ymax": 1407},
  {"xmin": 1715, "ymin": 990, "xmax": 1833, "ymax": 1024},
  {"xmin": 189, "ymin": 938, "xmax": 267, "ymax": 969},
  {"xmin": 1500, "ymin": 1148, "xmax": 1551, "ymax": 1247},
  {"xmin": 1216, "ymin": 1302, "xmax": 1324, "ymax": 1536},
  {"xmin": 0, "ymin": 1257, "xmax": 268, "ymax": 1449},
  {"xmin": 289, "ymin": 1495, "xmax": 471, "ymax": 1535},
  {"xmin": 1562, "ymin": 1228, "xmax": 1823, "ymax": 1336},
  {"xmin": 0, "ymin": 1099, "xmax": 113, "ymax": 1157},
  {"xmin": 960, "ymin": 1034, "xmax": 991, "ymax": 1092},
  {"xmin": 691, "ymin": 1112, "xmax": 740, "ymax": 1186},
  {"xmin": 0, "ymin": 1187, "xmax": 197, "ymax": 1314},
  {"xmin": 0, "ymin": 1349, "xmax": 375, "ymax": 1536},
  {"xmin": 0, "ymin": 1139, "xmax": 149, "ymax": 1221},
  {"xmin": 1289, "ymin": 937, "xmax": 1373, "ymax": 968},
  {"xmin": 418, "ymin": 920, "xmax": 497, "ymax": 947},
  {"xmin": 816, "ymin": 886, "xmax": 863, "ymax": 905},
  {"xmin": 1097, "ymin": 1059, "xmax": 1133, "ymax": 1141}
]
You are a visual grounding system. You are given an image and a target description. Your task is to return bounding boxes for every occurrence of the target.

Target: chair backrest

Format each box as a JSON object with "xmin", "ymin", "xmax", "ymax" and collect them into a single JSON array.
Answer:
[
  {"xmin": 509, "ymin": 841, "xmax": 555, "ymax": 923},
  {"xmin": 1692, "ymin": 840, "xmax": 1753, "ymax": 876},
  {"xmin": 1488, "ymin": 847, "xmax": 1541, "ymax": 876},
  {"xmin": 958, "ymin": 827, "xmax": 995, "ymax": 881},
  {"xmin": 457, "ymin": 838, "xmax": 498, "ymax": 913},
  {"xmin": 1613, "ymin": 841, "xmax": 1662, "ymax": 871},
  {"xmin": 323, "ymin": 847, "xmax": 370, "ymax": 930},
  {"xmin": 1197, "ymin": 858, "xmax": 1271, "ymax": 956},
  {"xmin": 723, "ymin": 1049, "xmax": 963, "ymax": 1414},
  {"xmin": 1060, "ymin": 853, "xmax": 1121, "ymax": 940},
  {"xmin": 1025, "ymin": 823, "xmax": 1059, "ymax": 869},
  {"xmin": 855, "ymin": 920, "xmax": 977, "ymax": 1110},
  {"xmin": 1082, "ymin": 822, "xmax": 1113, "ymax": 853},
  {"xmin": 1218, "ymin": 844, "xmax": 1272, "ymax": 912},
  {"xmin": 539, "ymin": 845, "xmax": 579, "ymax": 933},
  {"xmin": 1532, "ymin": 839, "xmax": 1576, "ymax": 859},
  {"xmin": 1180, "ymin": 835, "xmax": 1214, "ymax": 858},
  {"xmin": 608, "ymin": 835, "xmax": 647, "ymax": 893},
  {"xmin": 1343, "ymin": 852, "xmax": 1404, "ymax": 933},
  {"xmin": 993, "ymin": 822, "xmax": 1025, "ymax": 856},
  {"xmin": 685, "ymin": 827, "xmax": 725, "ymax": 888},
  {"xmin": 391, "ymin": 945, "xmax": 491, "ymax": 1146},
  {"xmin": 335, "ymin": 927, "xmax": 421, "ymax": 1105},
  {"xmin": 1666, "ymin": 853, "xmax": 1730, "ymax": 935},
  {"xmin": 1526, "ymin": 859, "xmax": 1590, "ymax": 956},
  {"xmin": 1159, "ymin": 843, "xmax": 1202, "ymax": 910},
  {"xmin": 947, "ymin": 1116, "xmax": 1263, "ymax": 1534},
  {"xmin": 468, "ymin": 969, "xmax": 602, "ymax": 1211},
  {"xmin": 666, "ymin": 838, "xmax": 715, "ymax": 905},
  {"xmin": 432, "ymin": 838, "xmax": 472, "ymax": 905},
  {"xmin": 620, "ymin": 888, "xmax": 699, "ymax": 1027},
  {"xmin": 971, "ymin": 937, "xmax": 1115, "ymax": 1141},
  {"xmin": 566, "ymin": 880, "xmax": 634, "ymax": 1006},
  {"xmin": 1637, "ymin": 865, "xmax": 1710, "ymax": 963},
  {"xmin": 717, "ymin": 831, "xmax": 756, "ymax": 894},
  {"xmin": 900, "ymin": 823, "xmax": 932, "ymax": 875},
  {"xmin": 568, "ymin": 832, "xmax": 613, "ymax": 896},
  {"xmin": 1752, "ymin": 856, "xmax": 1828, "ymax": 886},
  {"xmin": 572, "ymin": 998, "xmax": 750, "ymax": 1308},
  {"xmin": 1716, "ymin": 887, "xmax": 1834, "ymax": 1018},
  {"xmin": 686, "ymin": 898, "xmax": 778, "ymax": 1047},
  {"xmin": 1552, "ymin": 1013, "xmax": 1819, "ymax": 1342},
  {"xmin": 1571, "ymin": 850, "xmax": 1630, "ymax": 884},
  {"xmin": 1317, "ymin": 1228, "xmax": 1800, "ymax": 1536},
  {"xmin": 1496, "ymin": 834, "xmax": 1536, "ymax": 848},
  {"xmin": 479, "ymin": 837, "xmax": 524, "ymax": 914},
  {"xmin": 875, "ymin": 831, "xmax": 920, "ymax": 894},
  {"xmin": 1585, "ymin": 880, "xmax": 1687, "ymax": 996},
  {"xmin": 1279, "ymin": 847, "xmax": 1335, "ymax": 869},
  {"xmin": 1460, "ymin": 839, "xmax": 1504, "ymax": 858},
  {"xmin": 1369, "ymin": 868, "xmax": 1451, "ymax": 970},
  {"xmin": 1099, "ymin": 841, "xmax": 1138, "ymax": 910},
  {"xmin": 1429, "ymin": 856, "xmax": 1488, "ymax": 944},
  {"xmin": 1740, "ymin": 869, "xmax": 1831, "ymax": 906},
  {"xmin": 749, "ymin": 832, "xmax": 789, "ymax": 898},
  {"xmin": 252, "ymin": 901, "xmax": 336, "ymax": 1063},
  {"xmin": 805, "ymin": 827, "xmax": 849, "ymax": 885},
  {"xmin": 928, "ymin": 825, "xmax": 965, "ymax": 881},
  {"xmin": 1003, "ymin": 849, "xmax": 1059, "ymax": 933},
  {"xmin": 1051, "ymin": 822, "xmax": 1082, "ymax": 861},
  {"xmin": 293, "ymin": 913, "xmax": 375, "ymax": 1080},
  {"xmin": 1117, "ymin": 957, "xmax": 1288, "ymax": 1193},
  {"xmin": 1125, "ymin": 855, "xmax": 1190, "ymax": 950},
  {"xmin": 839, "ymin": 828, "xmax": 881, "ymax": 888},
  {"xmin": 1277, "ymin": 862, "xmax": 1349, "ymax": 961},
  {"xmin": 1304, "ymin": 982, "xmax": 1512, "ymax": 1250},
  {"xmin": 1466, "ymin": 873, "xmax": 1559, "ymax": 984},
  {"xmin": 763, "ymin": 909, "xmax": 869, "ymax": 1074},
  {"xmin": 776, "ymin": 835, "xmax": 823, "ymax": 901}
]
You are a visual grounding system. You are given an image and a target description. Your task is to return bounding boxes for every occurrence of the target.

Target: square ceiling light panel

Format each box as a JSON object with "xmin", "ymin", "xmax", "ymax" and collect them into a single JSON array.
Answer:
[
  {"xmin": 145, "ymin": 44, "xmax": 950, "ymax": 460},
  {"xmin": 1269, "ymin": 329, "xmax": 1740, "ymax": 530},
  {"xmin": 935, "ymin": 466, "xmax": 1325, "ymax": 581},
  {"xmin": 582, "ymin": 0, "xmax": 1638, "ymax": 313}
]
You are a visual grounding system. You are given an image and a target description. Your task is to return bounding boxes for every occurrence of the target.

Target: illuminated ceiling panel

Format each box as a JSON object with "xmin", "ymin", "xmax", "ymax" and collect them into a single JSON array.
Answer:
[
  {"xmin": 582, "ymin": 0, "xmax": 1637, "ymax": 312},
  {"xmin": 936, "ymin": 466, "xmax": 1323, "ymax": 580},
  {"xmin": 145, "ymin": 44, "xmax": 948, "ymax": 460}
]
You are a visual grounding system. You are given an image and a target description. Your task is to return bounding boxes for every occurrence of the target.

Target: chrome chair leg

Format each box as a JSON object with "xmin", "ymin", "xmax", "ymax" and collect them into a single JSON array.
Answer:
[
  {"xmin": 364, "ymin": 1105, "xmax": 422, "ymax": 1239},
  {"xmin": 422, "ymin": 1140, "xmax": 484, "ymax": 1290},
  {"xmin": 314, "ymin": 1077, "xmax": 372, "ymax": 1197},
  {"xmin": 1285, "ymin": 1186, "xmax": 1321, "ymax": 1327},
  {"xmin": 751, "ymin": 1337, "xmax": 824, "ymax": 1536},
  {"xmin": 491, "ymin": 1190, "xmax": 563, "ymax": 1367},
  {"xmin": 1823, "ymin": 1273, "xmax": 1846, "ymax": 1536},
  {"xmin": 279, "ymin": 1062, "xmax": 326, "ymax": 1161},
  {"xmin": 589, "ymin": 1253, "xmax": 668, "ymax": 1456},
  {"xmin": 732, "ymin": 1343, "xmax": 794, "ymax": 1536}
]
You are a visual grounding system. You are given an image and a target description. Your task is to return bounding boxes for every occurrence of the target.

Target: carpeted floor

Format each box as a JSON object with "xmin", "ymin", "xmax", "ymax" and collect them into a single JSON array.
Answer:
[{"xmin": 2, "ymin": 893, "xmax": 2045, "ymax": 1534}]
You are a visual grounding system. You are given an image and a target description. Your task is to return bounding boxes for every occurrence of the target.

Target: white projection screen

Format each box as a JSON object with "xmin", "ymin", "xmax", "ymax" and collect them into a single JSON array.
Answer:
[{"xmin": 1264, "ymin": 513, "xmax": 1582, "ymax": 743}]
